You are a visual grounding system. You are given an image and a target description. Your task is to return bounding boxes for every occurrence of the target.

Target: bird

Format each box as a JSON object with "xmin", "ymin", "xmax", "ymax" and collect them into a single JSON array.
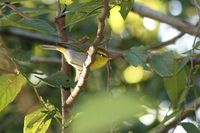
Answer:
[{"xmin": 41, "ymin": 44, "xmax": 110, "ymax": 81}]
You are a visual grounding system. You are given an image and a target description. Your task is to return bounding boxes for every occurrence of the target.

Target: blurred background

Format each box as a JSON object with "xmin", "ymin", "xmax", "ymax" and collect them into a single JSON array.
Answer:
[{"xmin": 1, "ymin": 0, "xmax": 200, "ymax": 133}]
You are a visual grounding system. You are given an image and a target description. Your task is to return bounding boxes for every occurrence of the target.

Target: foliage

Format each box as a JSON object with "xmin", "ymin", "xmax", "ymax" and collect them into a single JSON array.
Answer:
[{"xmin": 0, "ymin": 0, "xmax": 200, "ymax": 133}]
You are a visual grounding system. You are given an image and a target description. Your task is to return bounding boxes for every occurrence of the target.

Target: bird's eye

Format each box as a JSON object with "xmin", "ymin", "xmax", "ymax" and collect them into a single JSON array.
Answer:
[{"xmin": 99, "ymin": 53, "xmax": 106, "ymax": 57}]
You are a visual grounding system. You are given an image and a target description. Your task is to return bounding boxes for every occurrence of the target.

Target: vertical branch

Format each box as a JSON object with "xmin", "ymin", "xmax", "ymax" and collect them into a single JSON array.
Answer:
[
  {"xmin": 55, "ymin": 1, "xmax": 71, "ymax": 133},
  {"xmin": 65, "ymin": 0, "xmax": 110, "ymax": 105}
]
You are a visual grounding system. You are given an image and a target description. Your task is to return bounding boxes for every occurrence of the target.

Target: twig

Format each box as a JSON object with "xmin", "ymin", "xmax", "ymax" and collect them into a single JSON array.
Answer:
[
  {"xmin": 65, "ymin": 0, "xmax": 110, "ymax": 105},
  {"xmin": 132, "ymin": 3, "xmax": 200, "ymax": 37},
  {"xmin": 148, "ymin": 33, "xmax": 185, "ymax": 50},
  {"xmin": 158, "ymin": 3, "xmax": 200, "ymax": 132},
  {"xmin": 1, "ymin": 3, "xmax": 200, "ymax": 39},
  {"xmin": 157, "ymin": 97, "xmax": 200, "ymax": 133},
  {"xmin": 0, "ymin": 28, "xmax": 58, "ymax": 45},
  {"xmin": 30, "ymin": 56, "xmax": 200, "ymax": 65},
  {"xmin": 188, "ymin": 1, "xmax": 200, "ymax": 93},
  {"xmin": 176, "ymin": 53, "xmax": 200, "ymax": 60},
  {"xmin": 55, "ymin": 1, "xmax": 72, "ymax": 133},
  {"xmin": 5, "ymin": 3, "xmax": 31, "ymax": 19}
]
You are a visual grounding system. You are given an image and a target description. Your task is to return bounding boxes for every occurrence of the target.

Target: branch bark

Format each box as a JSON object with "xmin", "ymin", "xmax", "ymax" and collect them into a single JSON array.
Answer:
[
  {"xmin": 157, "ymin": 97, "xmax": 200, "ymax": 133},
  {"xmin": 0, "ymin": 28, "xmax": 57, "ymax": 45},
  {"xmin": 1, "ymin": 2, "xmax": 200, "ymax": 43},
  {"xmin": 148, "ymin": 33, "xmax": 185, "ymax": 50},
  {"xmin": 54, "ymin": 2, "xmax": 72, "ymax": 133},
  {"xmin": 132, "ymin": 3, "xmax": 200, "ymax": 37},
  {"xmin": 65, "ymin": 0, "xmax": 110, "ymax": 105}
]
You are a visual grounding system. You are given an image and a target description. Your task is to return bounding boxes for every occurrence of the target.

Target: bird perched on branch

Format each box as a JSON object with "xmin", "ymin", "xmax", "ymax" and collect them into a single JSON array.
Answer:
[{"xmin": 41, "ymin": 44, "xmax": 110, "ymax": 81}]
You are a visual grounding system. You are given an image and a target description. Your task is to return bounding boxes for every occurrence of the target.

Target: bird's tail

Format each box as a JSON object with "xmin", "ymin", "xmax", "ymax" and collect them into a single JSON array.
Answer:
[{"xmin": 41, "ymin": 45, "xmax": 59, "ymax": 51}]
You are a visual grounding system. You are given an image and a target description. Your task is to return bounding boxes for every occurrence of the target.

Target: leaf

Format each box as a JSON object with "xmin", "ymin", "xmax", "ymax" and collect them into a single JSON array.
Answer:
[
  {"xmin": 163, "ymin": 65, "xmax": 188, "ymax": 108},
  {"xmin": 10, "ymin": 49, "xmax": 32, "ymax": 61},
  {"xmin": 24, "ymin": 108, "xmax": 52, "ymax": 133},
  {"xmin": 64, "ymin": 112, "xmax": 84, "ymax": 128},
  {"xmin": 123, "ymin": 46, "xmax": 148, "ymax": 68},
  {"xmin": 66, "ymin": 1, "xmax": 102, "ymax": 28},
  {"xmin": 0, "ymin": 73, "xmax": 26, "ymax": 112},
  {"xmin": 36, "ymin": 71, "xmax": 75, "ymax": 88},
  {"xmin": 181, "ymin": 122, "xmax": 200, "ymax": 133},
  {"xmin": 120, "ymin": 0, "xmax": 134, "ymax": 19},
  {"xmin": 72, "ymin": 93, "xmax": 151, "ymax": 133},
  {"xmin": 150, "ymin": 53, "xmax": 174, "ymax": 77},
  {"xmin": 0, "ymin": 7, "xmax": 51, "ymax": 30},
  {"xmin": 177, "ymin": 57, "xmax": 189, "ymax": 73},
  {"xmin": 17, "ymin": 19, "xmax": 56, "ymax": 35}
]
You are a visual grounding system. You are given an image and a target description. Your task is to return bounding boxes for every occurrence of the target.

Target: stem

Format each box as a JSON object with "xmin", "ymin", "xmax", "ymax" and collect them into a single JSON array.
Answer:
[
  {"xmin": 65, "ymin": 0, "xmax": 110, "ymax": 105},
  {"xmin": 55, "ymin": 1, "xmax": 72, "ymax": 133}
]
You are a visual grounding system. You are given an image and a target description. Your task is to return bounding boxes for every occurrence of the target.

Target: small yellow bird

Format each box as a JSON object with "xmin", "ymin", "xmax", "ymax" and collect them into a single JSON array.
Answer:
[{"xmin": 41, "ymin": 45, "xmax": 110, "ymax": 81}]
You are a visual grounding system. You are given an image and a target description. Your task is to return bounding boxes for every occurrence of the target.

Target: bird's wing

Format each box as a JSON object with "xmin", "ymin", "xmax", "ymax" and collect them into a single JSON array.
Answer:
[{"xmin": 65, "ymin": 49, "xmax": 87, "ymax": 70}]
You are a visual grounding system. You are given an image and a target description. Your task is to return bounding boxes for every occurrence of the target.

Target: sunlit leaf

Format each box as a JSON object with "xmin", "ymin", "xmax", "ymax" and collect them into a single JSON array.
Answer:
[
  {"xmin": 24, "ymin": 108, "xmax": 52, "ymax": 133},
  {"xmin": 0, "ymin": 73, "xmax": 26, "ymax": 112},
  {"xmin": 0, "ymin": 47, "xmax": 26, "ymax": 112},
  {"xmin": 181, "ymin": 122, "xmax": 200, "ymax": 133},
  {"xmin": 60, "ymin": 0, "xmax": 73, "ymax": 5},
  {"xmin": 123, "ymin": 46, "xmax": 148, "ymax": 68}
]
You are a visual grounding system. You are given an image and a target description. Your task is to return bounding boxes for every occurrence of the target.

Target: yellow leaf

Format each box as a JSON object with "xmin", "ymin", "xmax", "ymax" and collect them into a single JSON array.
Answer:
[{"xmin": 60, "ymin": 0, "xmax": 73, "ymax": 5}]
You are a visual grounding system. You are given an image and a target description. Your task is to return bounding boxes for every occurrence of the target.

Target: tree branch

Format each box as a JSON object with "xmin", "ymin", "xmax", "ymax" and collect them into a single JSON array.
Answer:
[
  {"xmin": 55, "ymin": 1, "xmax": 71, "ymax": 133},
  {"xmin": 157, "ymin": 97, "xmax": 200, "ymax": 133},
  {"xmin": 0, "ymin": 28, "xmax": 57, "ymax": 45},
  {"xmin": 65, "ymin": 0, "xmax": 110, "ymax": 105},
  {"xmin": 132, "ymin": 3, "xmax": 200, "ymax": 37},
  {"xmin": 148, "ymin": 33, "xmax": 185, "ymax": 50}
]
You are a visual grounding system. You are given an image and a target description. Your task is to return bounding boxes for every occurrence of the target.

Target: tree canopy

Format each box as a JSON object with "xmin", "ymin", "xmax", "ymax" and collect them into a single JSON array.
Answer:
[{"xmin": 1, "ymin": 0, "xmax": 200, "ymax": 133}]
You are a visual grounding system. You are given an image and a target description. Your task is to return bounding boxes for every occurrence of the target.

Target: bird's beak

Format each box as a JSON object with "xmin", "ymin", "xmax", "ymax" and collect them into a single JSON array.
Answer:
[{"xmin": 108, "ymin": 57, "xmax": 112, "ymax": 60}]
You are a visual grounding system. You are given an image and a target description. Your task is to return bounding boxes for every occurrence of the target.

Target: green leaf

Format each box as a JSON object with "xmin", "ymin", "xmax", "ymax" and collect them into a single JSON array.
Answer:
[
  {"xmin": 17, "ymin": 19, "xmax": 56, "ymax": 35},
  {"xmin": 0, "ymin": 7, "xmax": 52, "ymax": 32},
  {"xmin": 64, "ymin": 112, "xmax": 84, "ymax": 128},
  {"xmin": 66, "ymin": 1, "xmax": 102, "ymax": 28},
  {"xmin": 181, "ymin": 122, "xmax": 200, "ymax": 133},
  {"xmin": 72, "ymin": 93, "xmax": 151, "ymax": 133},
  {"xmin": 24, "ymin": 108, "xmax": 52, "ymax": 133},
  {"xmin": 177, "ymin": 57, "xmax": 189, "ymax": 73},
  {"xmin": 123, "ymin": 46, "xmax": 148, "ymax": 68},
  {"xmin": 0, "ymin": 73, "xmax": 26, "ymax": 112},
  {"xmin": 163, "ymin": 65, "xmax": 188, "ymax": 108},
  {"xmin": 36, "ymin": 71, "xmax": 75, "ymax": 88},
  {"xmin": 120, "ymin": 0, "xmax": 134, "ymax": 19},
  {"xmin": 10, "ymin": 49, "xmax": 32, "ymax": 61},
  {"xmin": 150, "ymin": 53, "xmax": 174, "ymax": 77}
]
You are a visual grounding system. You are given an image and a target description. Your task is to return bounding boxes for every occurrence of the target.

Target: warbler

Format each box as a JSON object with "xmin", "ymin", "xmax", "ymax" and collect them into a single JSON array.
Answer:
[{"xmin": 41, "ymin": 45, "xmax": 110, "ymax": 80}]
